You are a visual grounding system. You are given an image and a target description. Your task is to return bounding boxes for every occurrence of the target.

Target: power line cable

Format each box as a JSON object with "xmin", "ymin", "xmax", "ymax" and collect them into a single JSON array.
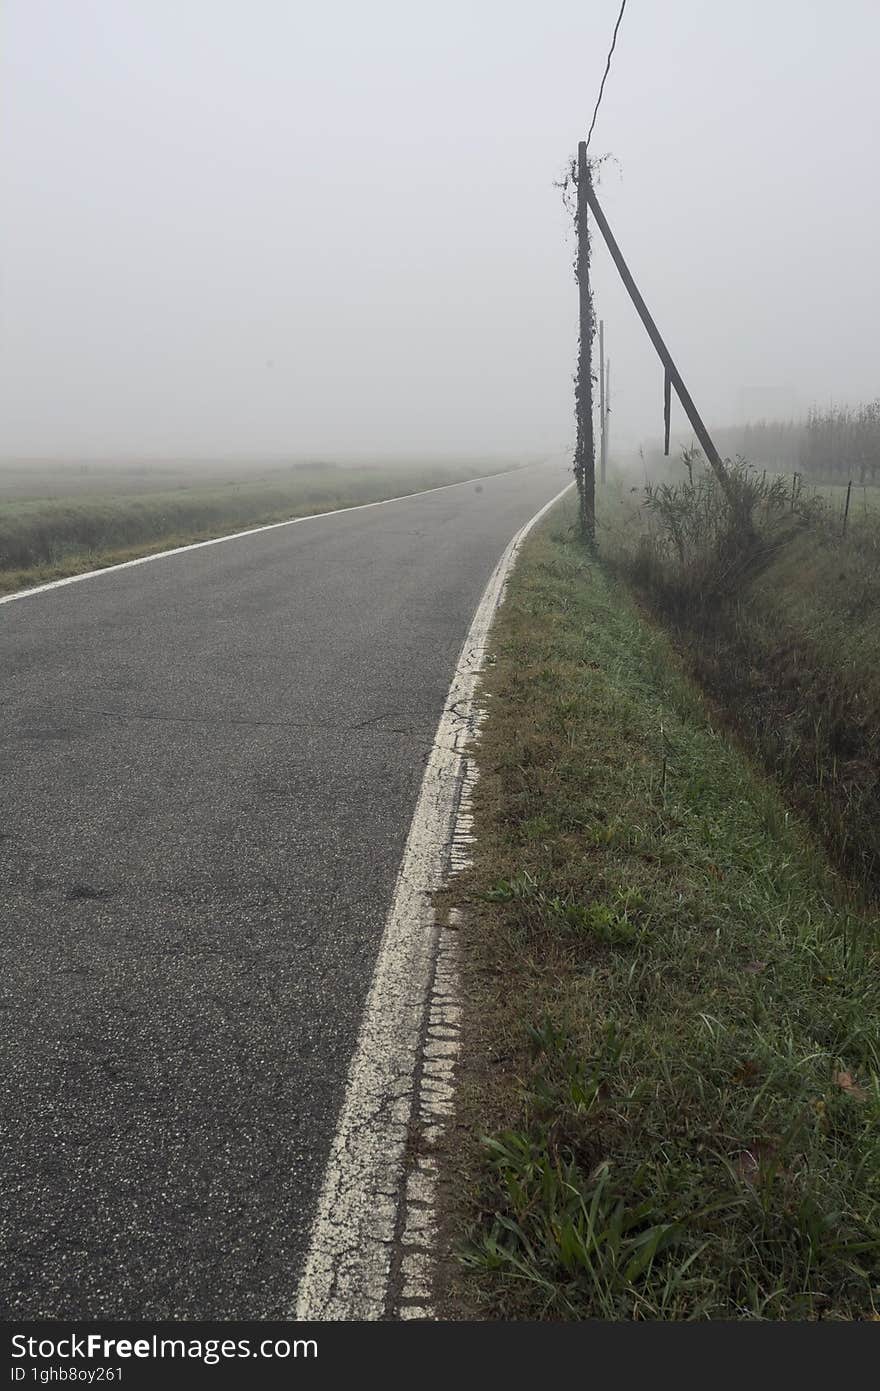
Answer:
[{"xmin": 585, "ymin": 0, "xmax": 628, "ymax": 151}]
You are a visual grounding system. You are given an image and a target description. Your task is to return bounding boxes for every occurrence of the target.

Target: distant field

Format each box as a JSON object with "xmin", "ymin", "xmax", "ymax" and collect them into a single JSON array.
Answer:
[
  {"xmin": 0, "ymin": 457, "xmax": 270, "ymax": 501},
  {"xmin": 0, "ymin": 454, "xmax": 523, "ymax": 503},
  {"xmin": 0, "ymin": 455, "xmax": 532, "ymax": 594}
]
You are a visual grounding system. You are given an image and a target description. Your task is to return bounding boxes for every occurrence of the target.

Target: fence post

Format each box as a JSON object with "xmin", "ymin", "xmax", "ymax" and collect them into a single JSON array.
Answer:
[
  {"xmin": 843, "ymin": 478, "xmax": 852, "ymax": 536},
  {"xmin": 574, "ymin": 141, "xmax": 596, "ymax": 541}
]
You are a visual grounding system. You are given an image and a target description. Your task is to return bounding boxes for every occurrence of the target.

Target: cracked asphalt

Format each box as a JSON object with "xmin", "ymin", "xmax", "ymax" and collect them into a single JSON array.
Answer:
[{"xmin": 0, "ymin": 459, "xmax": 570, "ymax": 1318}]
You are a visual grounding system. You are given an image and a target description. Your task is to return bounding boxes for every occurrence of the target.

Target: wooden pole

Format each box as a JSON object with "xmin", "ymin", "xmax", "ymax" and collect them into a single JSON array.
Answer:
[
  {"xmin": 599, "ymin": 319, "xmax": 607, "ymax": 486},
  {"xmin": 583, "ymin": 179, "xmax": 732, "ymax": 502},
  {"xmin": 663, "ymin": 369, "xmax": 672, "ymax": 456},
  {"xmin": 605, "ymin": 357, "xmax": 611, "ymax": 474},
  {"xmin": 575, "ymin": 141, "xmax": 595, "ymax": 540}
]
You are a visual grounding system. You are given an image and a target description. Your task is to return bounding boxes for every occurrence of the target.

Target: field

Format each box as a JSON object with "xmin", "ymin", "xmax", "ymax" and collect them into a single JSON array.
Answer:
[{"xmin": 0, "ymin": 455, "xmax": 529, "ymax": 594}]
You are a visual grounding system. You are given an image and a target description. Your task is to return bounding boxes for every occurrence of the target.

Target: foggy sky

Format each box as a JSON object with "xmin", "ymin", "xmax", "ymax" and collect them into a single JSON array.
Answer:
[{"xmin": 1, "ymin": 0, "xmax": 878, "ymax": 459}]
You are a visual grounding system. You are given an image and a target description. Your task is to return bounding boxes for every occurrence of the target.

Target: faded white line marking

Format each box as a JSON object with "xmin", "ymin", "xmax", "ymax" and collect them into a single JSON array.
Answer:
[
  {"xmin": 294, "ymin": 479, "xmax": 573, "ymax": 1320},
  {"xmin": 393, "ymin": 904, "xmax": 465, "ymax": 1319}
]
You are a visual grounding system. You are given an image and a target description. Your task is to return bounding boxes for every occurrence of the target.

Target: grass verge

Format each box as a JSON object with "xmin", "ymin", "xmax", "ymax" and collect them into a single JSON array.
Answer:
[{"xmin": 437, "ymin": 498, "xmax": 880, "ymax": 1319}]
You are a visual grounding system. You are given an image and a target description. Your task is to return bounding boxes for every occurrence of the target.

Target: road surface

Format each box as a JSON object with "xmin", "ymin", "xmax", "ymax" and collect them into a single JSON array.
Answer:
[{"xmin": 0, "ymin": 458, "xmax": 569, "ymax": 1317}]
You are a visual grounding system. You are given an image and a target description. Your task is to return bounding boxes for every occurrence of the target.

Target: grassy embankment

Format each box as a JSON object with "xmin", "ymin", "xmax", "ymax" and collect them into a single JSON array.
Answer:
[
  {"xmin": 601, "ymin": 462, "xmax": 880, "ymax": 894},
  {"xmin": 438, "ymin": 492, "xmax": 880, "ymax": 1319},
  {"xmin": 0, "ymin": 458, "xmax": 521, "ymax": 595}
]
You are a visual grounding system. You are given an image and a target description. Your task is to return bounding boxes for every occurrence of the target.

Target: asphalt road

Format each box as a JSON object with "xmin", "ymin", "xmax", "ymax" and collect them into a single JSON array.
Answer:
[{"xmin": 0, "ymin": 458, "xmax": 570, "ymax": 1318}]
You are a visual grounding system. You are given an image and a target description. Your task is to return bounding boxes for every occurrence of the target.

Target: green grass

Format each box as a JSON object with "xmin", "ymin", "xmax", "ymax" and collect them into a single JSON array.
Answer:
[
  {"xmin": 439, "ymin": 499, "xmax": 880, "ymax": 1320},
  {"xmin": 0, "ymin": 458, "xmax": 523, "ymax": 594},
  {"xmin": 600, "ymin": 462, "xmax": 880, "ymax": 894}
]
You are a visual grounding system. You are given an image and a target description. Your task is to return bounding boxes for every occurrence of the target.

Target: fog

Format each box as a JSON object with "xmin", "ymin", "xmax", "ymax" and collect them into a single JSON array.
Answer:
[{"xmin": 1, "ymin": 0, "xmax": 878, "ymax": 461}]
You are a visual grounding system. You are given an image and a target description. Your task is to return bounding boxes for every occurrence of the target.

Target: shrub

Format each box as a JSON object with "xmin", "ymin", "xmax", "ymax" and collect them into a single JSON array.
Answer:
[{"xmin": 626, "ymin": 449, "xmax": 819, "ymax": 616}]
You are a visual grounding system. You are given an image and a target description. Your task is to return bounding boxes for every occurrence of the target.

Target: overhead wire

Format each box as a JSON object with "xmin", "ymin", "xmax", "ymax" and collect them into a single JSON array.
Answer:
[{"xmin": 585, "ymin": 0, "xmax": 628, "ymax": 151}]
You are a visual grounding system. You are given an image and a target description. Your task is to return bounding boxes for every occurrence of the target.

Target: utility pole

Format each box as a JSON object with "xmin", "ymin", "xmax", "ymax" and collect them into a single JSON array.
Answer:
[
  {"xmin": 574, "ymin": 141, "xmax": 595, "ymax": 540},
  {"xmin": 605, "ymin": 356, "xmax": 611, "ymax": 475},
  {"xmin": 599, "ymin": 319, "xmax": 607, "ymax": 486}
]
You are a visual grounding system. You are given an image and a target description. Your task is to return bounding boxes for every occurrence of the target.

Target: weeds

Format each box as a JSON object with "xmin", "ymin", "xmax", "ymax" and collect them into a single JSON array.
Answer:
[{"xmin": 627, "ymin": 449, "xmax": 817, "ymax": 615}]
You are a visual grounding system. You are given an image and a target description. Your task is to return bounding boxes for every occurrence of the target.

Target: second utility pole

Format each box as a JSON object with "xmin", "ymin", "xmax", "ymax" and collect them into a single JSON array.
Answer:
[
  {"xmin": 605, "ymin": 355, "xmax": 611, "ymax": 477},
  {"xmin": 599, "ymin": 318, "xmax": 607, "ymax": 486},
  {"xmin": 575, "ymin": 140, "xmax": 595, "ymax": 541}
]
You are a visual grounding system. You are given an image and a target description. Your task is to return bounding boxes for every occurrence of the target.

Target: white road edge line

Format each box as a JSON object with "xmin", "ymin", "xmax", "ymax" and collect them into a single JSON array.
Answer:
[
  {"xmin": 0, "ymin": 464, "xmax": 538, "ymax": 606},
  {"xmin": 293, "ymin": 478, "xmax": 574, "ymax": 1320}
]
